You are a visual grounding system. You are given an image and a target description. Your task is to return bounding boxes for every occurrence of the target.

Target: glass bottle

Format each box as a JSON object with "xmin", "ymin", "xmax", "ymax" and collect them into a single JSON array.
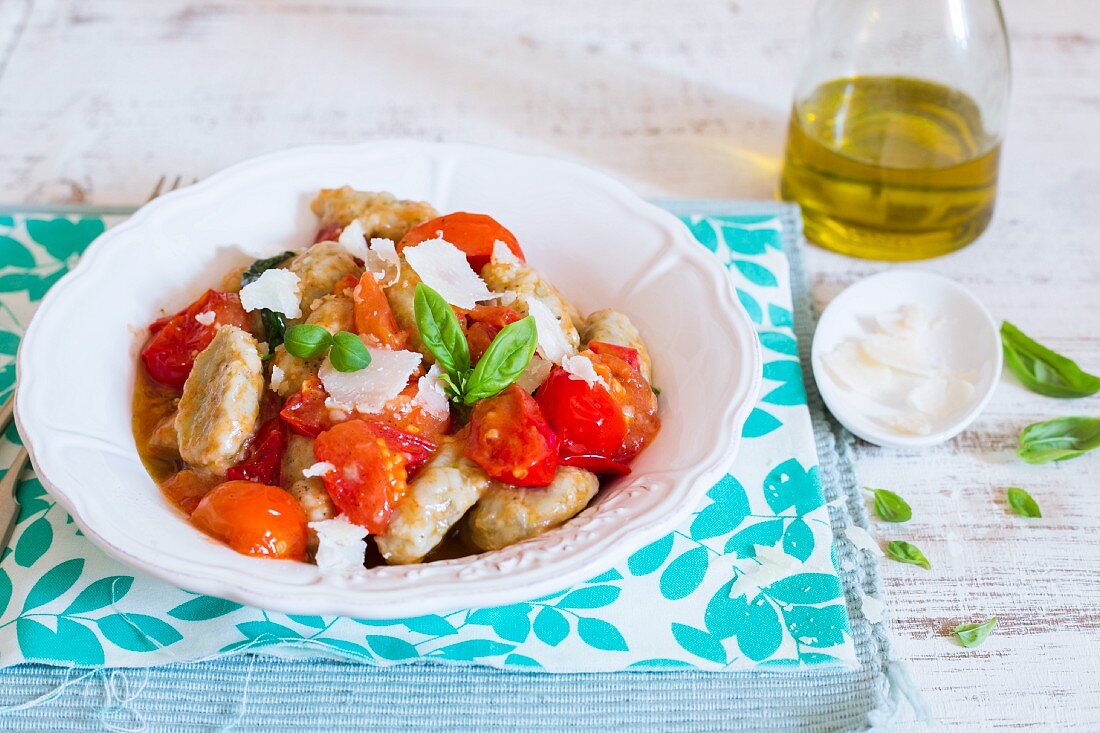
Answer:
[{"xmin": 780, "ymin": 0, "xmax": 1011, "ymax": 260}]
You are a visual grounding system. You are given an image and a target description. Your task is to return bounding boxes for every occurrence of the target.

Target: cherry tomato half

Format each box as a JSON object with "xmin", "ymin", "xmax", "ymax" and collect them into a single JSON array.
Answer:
[
  {"xmin": 226, "ymin": 417, "xmax": 288, "ymax": 486},
  {"xmin": 363, "ymin": 383, "xmax": 451, "ymax": 446},
  {"xmin": 535, "ymin": 366, "xmax": 626, "ymax": 459},
  {"xmin": 140, "ymin": 290, "xmax": 251, "ymax": 389},
  {"xmin": 353, "ymin": 272, "xmax": 407, "ymax": 349},
  {"xmin": 280, "ymin": 377, "xmax": 333, "ymax": 438},
  {"xmin": 398, "ymin": 213, "xmax": 524, "ymax": 272},
  {"xmin": 313, "ymin": 420, "xmax": 408, "ymax": 534},
  {"xmin": 160, "ymin": 469, "xmax": 222, "ymax": 514},
  {"xmin": 588, "ymin": 351, "xmax": 660, "ymax": 462},
  {"xmin": 587, "ymin": 341, "xmax": 642, "ymax": 374},
  {"xmin": 464, "ymin": 385, "xmax": 558, "ymax": 487},
  {"xmin": 191, "ymin": 481, "xmax": 308, "ymax": 560},
  {"xmin": 559, "ymin": 454, "xmax": 631, "ymax": 477}
]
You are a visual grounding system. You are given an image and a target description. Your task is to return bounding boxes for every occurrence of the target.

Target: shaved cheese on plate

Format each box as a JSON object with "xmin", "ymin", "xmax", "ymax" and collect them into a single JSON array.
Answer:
[
  {"xmin": 527, "ymin": 297, "xmax": 574, "ymax": 364},
  {"xmin": 403, "ymin": 238, "xmax": 495, "ymax": 308},
  {"xmin": 562, "ymin": 354, "xmax": 607, "ymax": 388},
  {"xmin": 239, "ymin": 268, "xmax": 302, "ymax": 318},
  {"xmin": 337, "ymin": 219, "xmax": 369, "ymax": 260},
  {"xmin": 194, "ymin": 311, "xmax": 216, "ymax": 326},
  {"xmin": 515, "ymin": 354, "xmax": 553, "ymax": 393},
  {"xmin": 319, "ymin": 345, "xmax": 422, "ymax": 414},
  {"xmin": 302, "ymin": 461, "xmax": 334, "ymax": 478},
  {"xmin": 309, "ymin": 515, "xmax": 368, "ymax": 578},
  {"xmin": 491, "ymin": 240, "xmax": 522, "ymax": 265},
  {"xmin": 412, "ymin": 364, "xmax": 451, "ymax": 419}
]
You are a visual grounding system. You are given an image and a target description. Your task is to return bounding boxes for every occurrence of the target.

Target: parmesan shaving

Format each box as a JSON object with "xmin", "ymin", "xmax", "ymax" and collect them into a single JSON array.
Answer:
[
  {"xmin": 337, "ymin": 219, "xmax": 369, "ymax": 260},
  {"xmin": 369, "ymin": 238, "xmax": 401, "ymax": 286},
  {"xmin": 412, "ymin": 364, "xmax": 451, "ymax": 419},
  {"xmin": 491, "ymin": 240, "xmax": 522, "ymax": 265},
  {"xmin": 526, "ymin": 297, "xmax": 574, "ymax": 364},
  {"xmin": 239, "ymin": 268, "xmax": 302, "ymax": 318},
  {"xmin": 729, "ymin": 544, "xmax": 798, "ymax": 602},
  {"xmin": 309, "ymin": 515, "xmax": 368, "ymax": 578},
  {"xmin": 302, "ymin": 461, "xmax": 335, "ymax": 478},
  {"xmin": 319, "ymin": 345, "xmax": 422, "ymax": 414},
  {"xmin": 561, "ymin": 354, "xmax": 607, "ymax": 389},
  {"xmin": 515, "ymin": 354, "xmax": 553, "ymax": 393},
  {"xmin": 402, "ymin": 238, "xmax": 495, "ymax": 308},
  {"xmin": 861, "ymin": 594, "xmax": 885, "ymax": 624},
  {"xmin": 194, "ymin": 311, "xmax": 216, "ymax": 326},
  {"xmin": 843, "ymin": 525, "xmax": 884, "ymax": 557},
  {"xmin": 269, "ymin": 364, "xmax": 285, "ymax": 393}
]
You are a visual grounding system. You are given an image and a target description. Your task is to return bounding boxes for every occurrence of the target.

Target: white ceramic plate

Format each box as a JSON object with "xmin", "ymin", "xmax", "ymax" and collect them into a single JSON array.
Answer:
[
  {"xmin": 811, "ymin": 270, "xmax": 1001, "ymax": 449},
  {"xmin": 16, "ymin": 141, "xmax": 762, "ymax": 618}
]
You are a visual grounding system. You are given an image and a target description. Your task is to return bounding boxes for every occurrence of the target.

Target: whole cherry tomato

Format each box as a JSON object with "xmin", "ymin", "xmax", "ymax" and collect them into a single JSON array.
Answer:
[
  {"xmin": 313, "ymin": 420, "xmax": 409, "ymax": 534},
  {"xmin": 140, "ymin": 290, "xmax": 251, "ymax": 389},
  {"xmin": 226, "ymin": 417, "xmax": 288, "ymax": 486},
  {"xmin": 535, "ymin": 366, "xmax": 627, "ymax": 459},
  {"xmin": 191, "ymin": 481, "xmax": 308, "ymax": 560},
  {"xmin": 398, "ymin": 212, "xmax": 524, "ymax": 272},
  {"xmin": 464, "ymin": 385, "xmax": 558, "ymax": 487}
]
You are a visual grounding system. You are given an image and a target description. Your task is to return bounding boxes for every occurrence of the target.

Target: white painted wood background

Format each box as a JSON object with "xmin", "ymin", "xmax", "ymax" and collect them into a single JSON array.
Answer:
[{"xmin": 1, "ymin": 0, "xmax": 1098, "ymax": 729}]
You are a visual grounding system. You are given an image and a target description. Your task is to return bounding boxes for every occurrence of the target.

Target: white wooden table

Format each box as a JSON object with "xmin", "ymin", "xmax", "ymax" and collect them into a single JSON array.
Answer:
[{"xmin": 1, "ymin": 1, "xmax": 1098, "ymax": 728}]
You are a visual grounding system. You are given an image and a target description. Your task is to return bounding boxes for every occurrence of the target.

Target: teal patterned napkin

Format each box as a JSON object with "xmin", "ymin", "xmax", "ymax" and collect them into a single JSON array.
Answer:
[{"xmin": 0, "ymin": 210, "xmax": 855, "ymax": 672}]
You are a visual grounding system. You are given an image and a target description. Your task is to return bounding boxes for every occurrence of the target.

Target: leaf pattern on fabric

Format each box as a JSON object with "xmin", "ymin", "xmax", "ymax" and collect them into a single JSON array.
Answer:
[{"xmin": 0, "ymin": 212, "xmax": 854, "ymax": 672}]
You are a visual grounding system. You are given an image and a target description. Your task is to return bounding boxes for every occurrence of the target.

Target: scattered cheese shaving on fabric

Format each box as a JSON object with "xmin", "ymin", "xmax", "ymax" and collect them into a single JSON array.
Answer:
[
  {"xmin": 728, "ymin": 544, "xmax": 799, "ymax": 602},
  {"xmin": 843, "ymin": 525, "xmax": 884, "ymax": 557},
  {"xmin": 526, "ymin": 297, "xmax": 574, "ymax": 364},
  {"xmin": 515, "ymin": 354, "xmax": 553, "ymax": 393},
  {"xmin": 562, "ymin": 354, "xmax": 607, "ymax": 388},
  {"xmin": 412, "ymin": 364, "xmax": 451, "ymax": 419},
  {"xmin": 491, "ymin": 240, "xmax": 522, "ymax": 265},
  {"xmin": 319, "ymin": 345, "xmax": 422, "ymax": 414},
  {"xmin": 194, "ymin": 311, "xmax": 216, "ymax": 326},
  {"xmin": 402, "ymin": 238, "xmax": 495, "ymax": 308},
  {"xmin": 269, "ymin": 364, "xmax": 285, "ymax": 393},
  {"xmin": 861, "ymin": 594, "xmax": 885, "ymax": 624},
  {"xmin": 239, "ymin": 268, "xmax": 302, "ymax": 318},
  {"xmin": 337, "ymin": 219, "xmax": 369, "ymax": 260},
  {"xmin": 309, "ymin": 515, "xmax": 368, "ymax": 578},
  {"xmin": 302, "ymin": 461, "xmax": 335, "ymax": 478}
]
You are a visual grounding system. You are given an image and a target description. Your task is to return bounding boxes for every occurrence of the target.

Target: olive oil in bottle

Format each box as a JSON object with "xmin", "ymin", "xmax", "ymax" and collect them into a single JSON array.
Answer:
[{"xmin": 781, "ymin": 76, "xmax": 1002, "ymax": 260}]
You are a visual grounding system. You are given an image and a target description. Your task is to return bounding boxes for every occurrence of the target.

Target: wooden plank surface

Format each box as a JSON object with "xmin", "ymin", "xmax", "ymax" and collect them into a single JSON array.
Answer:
[{"xmin": 1, "ymin": 0, "xmax": 1098, "ymax": 728}]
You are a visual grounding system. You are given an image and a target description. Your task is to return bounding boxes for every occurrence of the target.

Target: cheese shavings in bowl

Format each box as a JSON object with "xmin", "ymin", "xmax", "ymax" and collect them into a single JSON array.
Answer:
[
  {"xmin": 194, "ymin": 311, "xmax": 216, "ymax": 326},
  {"xmin": 337, "ymin": 219, "xmax": 370, "ymax": 260},
  {"xmin": 239, "ymin": 268, "xmax": 302, "ymax": 318},
  {"xmin": 319, "ymin": 344, "xmax": 422, "ymax": 414},
  {"xmin": 302, "ymin": 461, "xmax": 335, "ymax": 478},
  {"xmin": 491, "ymin": 240, "xmax": 522, "ymax": 265},
  {"xmin": 412, "ymin": 364, "xmax": 451, "ymax": 419},
  {"xmin": 527, "ymin": 297, "xmax": 575, "ymax": 364},
  {"xmin": 309, "ymin": 515, "xmax": 368, "ymax": 578},
  {"xmin": 562, "ymin": 354, "xmax": 607, "ymax": 388},
  {"xmin": 403, "ymin": 238, "xmax": 495, "ymax": 308}
]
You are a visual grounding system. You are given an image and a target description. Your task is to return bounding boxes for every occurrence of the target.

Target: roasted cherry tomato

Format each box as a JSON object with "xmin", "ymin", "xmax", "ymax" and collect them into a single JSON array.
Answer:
[
  {"xmin": 464, "ymin": 385, "xmax": 558, "ymax": 487},
  {"xmin": 160, "ymin": 469, "xmax": 222, "ymax": 514},
  {"xmin": 587, "ymin": 341, "xmax": 642, "ymax": 374},
  {"xmin": 280, "ymin": 377, "xmax": 333, "ymax": 438},
  {"xmin": 559, "ymin": 454, "xmax": 631, "ymax": 477},
  {"xmin": 535, "ymin": 366, "xmax": 627, "ymax": 460},
  {"xmin": 314, "ymin": 224, "xmax": 343, "ymax": 243},
  {"xmin": 456, "ymin": 305, "xmax": 523, "ymax": 364},
  {"xmin": 140, "ymin": 290, "xmax": 251, "ymax": 389},
  {"xmin": 588, "ymin": 351, "xmax": 660, "ymax": 462},
  {"xmin": 313, "ymin": 420, "xmax": 408, "ymax": 533},
  {"xmin": 226, "ymin": 417, "xmax": 288, "ymax": 485},
  {"xmin": 191, "ymin": 481, "xmax": 308, "ymax": 560},
  {"xmin": 365, "ymin": 383, "xmax": 451, "ymax": 443},
  {"xmin": 352, "ymin": 273, "xmax": 407, "ymax": 349},
  {"xmin": 398, "ymin": 212, "xmax": 524, "ymax": 272},
  {"xmin": 361, "ymin": 422, "xmax": 437, "ymax": 475}
]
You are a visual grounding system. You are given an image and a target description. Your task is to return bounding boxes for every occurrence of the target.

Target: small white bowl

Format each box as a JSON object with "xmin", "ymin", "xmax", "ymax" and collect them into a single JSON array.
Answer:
[{"xmin": 811, "ymin": 270, "xmax": 1001, "ymax": 449}]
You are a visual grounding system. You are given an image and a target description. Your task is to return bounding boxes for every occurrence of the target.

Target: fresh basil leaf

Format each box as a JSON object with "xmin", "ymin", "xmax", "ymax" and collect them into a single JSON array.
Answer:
[
  {"xmin": 953, "ymin": 616, "xmax": 997, "ymax": 648},
  {"xmin": 413, "ymin": 283, "xmax": 470, "ymax": 383},
  {"xmin": 241, "ymin": 251, "xmax": 296, "ymax": 288},
  {"xmin": 1018, "ymin": 416, "xmax": 1100, "ymax": 464},
  {"xmin": 284, "ymin": 324, "xmax": 332, "ymax": 359},
  {"xmin": 329, "ymin": 331, "xmax": 371, "ymax": 372},
  {"xmin": 871, "ymin": 488, "xmax": 912, "ymax": 523},
  {"xmin": 1006, "ymin": 487, "xmax": 1041, "ymax": 518},
  {"xmin": 1001, "ymin": 322, "xmax": 1100, "ymax": 398},
  {"xmin": 885, "ymin": 540, "xmax": 931, "ymax": 570},
  {"xmin": 463, "ymin": 316, "xmax": 538, "ymax": 405},
  {"xmin": 260, "ymin": 310, "xmax": 287, "ymax": 351}
]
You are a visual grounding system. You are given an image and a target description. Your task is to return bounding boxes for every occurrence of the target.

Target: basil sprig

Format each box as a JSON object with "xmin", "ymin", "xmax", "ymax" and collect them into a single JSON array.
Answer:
[
  {"xmin": 330, "ymin": 332, "xmax": 372, "ymax": 372},
  {"xmin": 885, "ymin": 540, "xmax": 931, "ymax": 570},
  {"xmin": 1006, "ymin": 487, "xmax": 1041, "ymax": 518},
  {"xmin": 242, "ymin": 251, "xmax": 297, "ymax": 353},
  {"xmin": 413, "ymin": 283, "xmax": 537, "ymax": 404},
  {"xmin": 1018, "ymin": 416, "xmax": 1100, "ymax": 464},
  {"xmin": 953, "ymin": 617, "xmax": 997, "ymax": 648},
  {"xmin": 282, "ymin": 325, "xmax": 370, "ymax": 372},
  {"xmin": 871, "ymin": 488, "xmax": 912, "ymax": 523},
  {"xmin": 285, "ymin": 324, "xmax": 333, "ymax": 359},
  {"xmin": 1001, "ymin": 322, "xmax": 1100, "ymax": 398}
]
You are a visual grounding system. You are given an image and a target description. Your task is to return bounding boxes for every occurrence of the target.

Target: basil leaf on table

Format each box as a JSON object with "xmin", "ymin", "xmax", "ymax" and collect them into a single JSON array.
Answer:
[
  {"xmin": 1006, "ymin": 487, "xmax": 1042, "ymax": 518},
  {"xmin": 329, "ymin": 331, "xmax": 372, "ymax": 372},
  {"xmin": 885, "ymin": 540, "xmax": 931, "ymax": 570},
  {"xmin": 284, "ymin": 323, "xmax": 332, "ymax": 359},
  {"xmin": 413, "ymin": 283, "xmax": 470, "ymax": 386},
  {"xmin": 953, "ymin": 617, "xmax": 997, "ymax": 648},
  {"xmin": 871, "ymin": 488, "xmax": 912, "ymax": 523},
  {"xmin": 241, "ymin": 250, "xmax": 296, "ymax": 287},
  {"xmin": 463, "ymin": 316, "xmax": 538, "ymax": 405},
  {"xmin": 1018, "ymin": 416, "xmax": 1100, "ymax": 464},
  {"xmin": 1001, "ymin": 322, "xmax": 1100, "ymax": 398}
]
